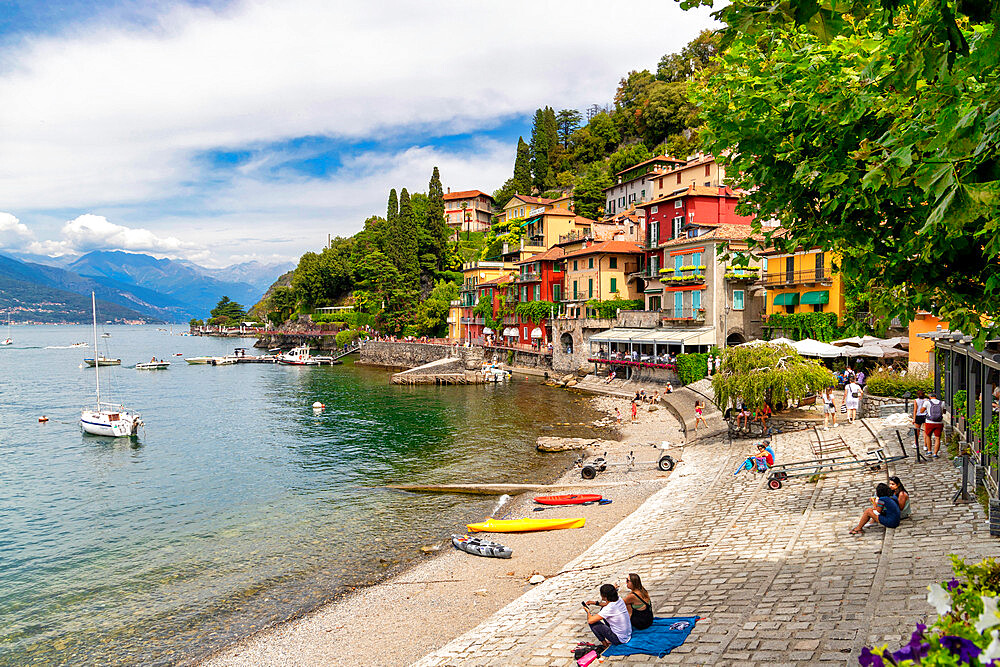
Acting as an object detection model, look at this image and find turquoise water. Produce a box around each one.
[0,326,602,665]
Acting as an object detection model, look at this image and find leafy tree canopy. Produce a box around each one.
[210,296,246,321]
[711,344,833,410]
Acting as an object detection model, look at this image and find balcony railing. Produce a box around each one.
[724,269,760,282]
[517,272,541,282]
[660,308,706,321]
[460,317,485,325]
[761,269,831,287]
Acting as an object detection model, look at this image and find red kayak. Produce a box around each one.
[533,494,603,506]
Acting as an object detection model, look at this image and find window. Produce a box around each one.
[673,216,683,238]
[607,200,614,213]
[573,260,578,271]
[693,290,702,310]
[552,284,561,302]
[705,164,711,176]
[640,189,645,200]
[650,255,659,275]
[812,303,824,312]
[588,278,594,298]
[619,197,625,207]
[609,256,618,269]
[650,221,659,245]
[628,193,635,204]
[785,256,795,282]
[815,252,825,280]
[692,252,701,267]
[674,199,683,209]
[588,258,594,269]
[733,289,745,311]
[676,173,681,184]
[533,284,540,301]
[521,286,527,301]
[573,280,578,299]
[705,181,711,186]
[674,292,683,316]
[674,255,683,271]
[651,205,658,213]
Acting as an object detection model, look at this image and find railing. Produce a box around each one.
[761,269,831,286]
[517,272,541,282]
[661,308,706,321]
[459,317,485,325]
[725,270,760,281]
[588,357,677,371]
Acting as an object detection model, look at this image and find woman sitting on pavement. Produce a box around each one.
[850,482,900,534]
[623,573,654,631]
[583,583,632,650]
[889,476,911,520]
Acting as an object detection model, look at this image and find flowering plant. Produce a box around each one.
[860,557,1000,666]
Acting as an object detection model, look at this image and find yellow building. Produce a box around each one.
[561,240,644,317]
[761,248,847,321]
[521,208,596,250]
[498,194,555,225]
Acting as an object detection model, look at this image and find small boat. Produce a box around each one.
[534,494,603,506]
[101,332,111,338]
[135,360,170,370]
[209,356,238,366]
[84,357,122,367]
[185,356,214,364]
[81,293,142,437]
[466,517,585,533]
[1,310,12,345]
[70,342,89,348]
[278,345,319,365]
[452,535,512,558]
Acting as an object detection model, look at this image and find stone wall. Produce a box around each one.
[860,393,907,419]
[359,341,484,370]
[551,317,616,373]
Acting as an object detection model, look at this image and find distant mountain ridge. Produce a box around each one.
[0,251,291,323]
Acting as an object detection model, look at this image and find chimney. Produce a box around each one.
[447,187,451,193]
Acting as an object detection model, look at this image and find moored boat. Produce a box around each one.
[81,293,142,438]
[84,357,122,367]
[466,517,585,533]
[209,356,238,366]
[135,360,170,370]
[185,356,214,364]
[451,534,513,558]
[278,345,319,365]
[533,494,603,506]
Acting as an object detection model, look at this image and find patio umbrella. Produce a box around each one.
[530,327,543,339]
[793,338,844,358]
[483,327,494,335]
[832,336,865,347]
[846,344,886,358]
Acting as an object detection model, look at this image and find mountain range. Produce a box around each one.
[0,251,293,323]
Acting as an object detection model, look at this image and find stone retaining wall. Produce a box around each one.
[861,393,907,419]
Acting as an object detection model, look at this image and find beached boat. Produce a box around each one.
[466,517,585,533]
[84,357,122,367]
[81,293,142,437]
[135,360,170,370]
[278,345,319,365]
[533,494,603,506]
[451,535,513,558]
[185,356,214,364]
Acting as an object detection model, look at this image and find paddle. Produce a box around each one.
[532,499,612,512]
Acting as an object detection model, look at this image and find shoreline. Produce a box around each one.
[198,389,684,667]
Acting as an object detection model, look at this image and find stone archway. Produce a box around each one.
[560,332,574,354]
[726,331,746,346]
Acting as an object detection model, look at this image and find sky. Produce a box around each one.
[0,0,717,268]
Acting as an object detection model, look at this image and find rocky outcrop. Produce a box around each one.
[536,436,618,452]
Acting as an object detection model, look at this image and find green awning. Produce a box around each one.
[644,288,664,294]
[773,292,799,306]
[800,290,830,305]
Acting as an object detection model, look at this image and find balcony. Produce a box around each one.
[516,271,541,283]
[661,308,707,322]
[460,317,485,325]
[658,269,706,286]
[558,230,593,245]
[762,269,832,287]
[724,268,760,282]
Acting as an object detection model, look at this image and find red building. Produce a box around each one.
[510,246,565,346]
[468,274,516,343]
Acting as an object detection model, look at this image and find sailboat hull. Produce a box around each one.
[80,410,140,437]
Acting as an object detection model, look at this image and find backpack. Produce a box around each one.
[928,399,944,422]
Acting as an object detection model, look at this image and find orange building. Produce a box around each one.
[908,312,948,373]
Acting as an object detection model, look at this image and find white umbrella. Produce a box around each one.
[483,327,494,335]
[530,327,543,339]
[846,344,886,358]
[832,336,865,347]
[792,338,844,358]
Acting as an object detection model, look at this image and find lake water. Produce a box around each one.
[0,325,604,665]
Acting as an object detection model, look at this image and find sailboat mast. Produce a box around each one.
[92,292,100,408]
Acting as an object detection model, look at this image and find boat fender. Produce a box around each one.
[38,416,48,423]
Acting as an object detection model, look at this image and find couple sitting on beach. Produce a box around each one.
[582,574,653,651]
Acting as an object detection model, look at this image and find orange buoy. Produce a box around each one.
[38,416,49,423]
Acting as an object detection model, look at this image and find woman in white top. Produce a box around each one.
[844,378,863,423]
[822,386,838,429]
[912,389,928,451]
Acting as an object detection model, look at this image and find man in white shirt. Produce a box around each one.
[583,584,632,649]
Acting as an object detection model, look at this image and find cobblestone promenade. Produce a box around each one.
[412,418,996,666]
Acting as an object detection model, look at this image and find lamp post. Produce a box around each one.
[723,304,732,349]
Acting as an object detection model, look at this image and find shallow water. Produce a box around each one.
[0,326,603,665]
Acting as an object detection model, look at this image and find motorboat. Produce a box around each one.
[84,357,122,367]
[70,342,89,348]
[278,346,319,365]
[185,356,214,364]
[208,356,238,366]
[1,311,11,345]
[81,293,142,437]
[101,332,111,338]
[135,359,171,370]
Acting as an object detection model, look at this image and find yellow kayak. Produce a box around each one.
[466,517,586,533]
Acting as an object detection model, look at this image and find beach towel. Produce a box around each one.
[601,616,700,658]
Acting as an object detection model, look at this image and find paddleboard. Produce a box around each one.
[533,494,603,506]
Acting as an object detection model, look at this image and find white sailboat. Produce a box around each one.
[81,293,143,437]
[1,311,12,346]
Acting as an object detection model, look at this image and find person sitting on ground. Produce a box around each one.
[850,482,900,534]
[605,370,616,385]
[736,399,750,430]
[622,573,654,631]
[665,382,673,394]
[889,476,911,520]
[583,583,633,649]
[651,390,660,404]
[754,402,773,427]
[755,442,774,467]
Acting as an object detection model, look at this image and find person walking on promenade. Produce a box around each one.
[706,354,714,378]
[844,376,863,423]
[912,389,928,450]
[615,407,622,424]
[694,401,707,433]
[583,584,632,650]
[925,392,945,457]
[822,386,839,429]
[631,400,638,423]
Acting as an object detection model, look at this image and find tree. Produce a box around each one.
[513,137,532,196]
[425,166,449,264]
[569,127,605,165]
[608,143,652,178]
[691,0,1000,339]
[587,113,620,154]
[613,70,655,140]
[656,30,719,83]
[387,188,398,222]
[573,165,613,219]
[641,81,694,146]
[492,178,518,213]
[529,109,551,191]
[556,109,582,149]
[393,188,420,289]
[267,285,297,322]
[210,296,246,321]
[711,344,833,410]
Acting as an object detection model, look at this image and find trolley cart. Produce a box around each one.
[765,446,907,490]
[575,443,678,480]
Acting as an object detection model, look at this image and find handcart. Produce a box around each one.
[575,443,677,480]
[765,445,907,490]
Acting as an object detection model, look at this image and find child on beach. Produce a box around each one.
[693,401,707,433]
[615,407,622,424]
[631,401,638,422]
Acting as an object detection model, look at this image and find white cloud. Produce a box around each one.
[0,212,35,249]
[0,0,717,263]
[24,214,196,257]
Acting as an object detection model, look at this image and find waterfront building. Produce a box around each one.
[521,208,597,251]
[759,247,847,327]
[443,190,494,237]
[498,194,556,225]
[451,260,515,343]
[509,246,564,346]
[466,274,516,343]
[604,155,685,218]
[560,240,644,318]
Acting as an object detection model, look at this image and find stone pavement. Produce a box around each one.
[412,418,996,666]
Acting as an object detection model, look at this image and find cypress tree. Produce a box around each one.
[513,137,531,196]
[396,188,420,288]
[387,188,398,222]
[426,166,448,264]
[529,109,549,192]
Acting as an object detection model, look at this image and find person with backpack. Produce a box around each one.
[844,376,863,423]
[925,391,946,458]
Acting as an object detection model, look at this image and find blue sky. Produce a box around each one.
[0,0,715,267]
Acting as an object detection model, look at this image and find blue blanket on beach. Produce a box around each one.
[601,616,699,658]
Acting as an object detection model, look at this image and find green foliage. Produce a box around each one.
[515,300,556,323]
[573,165,612,220]
[335,328,366,347]
[513,137,532,196]
[481,219,525,260]
[864,370,933,398]
[692,0,1000,341]
[556,109,582,148]
[608,143,651,177]
[189,318,203,327]
[530,107,558,191]
[412,280,459,337]
[472,295,503,333]
[765,312,842,342]
[954,390,969,417]
[311,311,375,328]
[712,344,834,410]
[210,296,245,321]
[676,353,709,385]
[386,189,398,221]
[585,298,643,319]
[656,29,719,83]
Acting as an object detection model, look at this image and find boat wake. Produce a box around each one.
[46,343,90,349]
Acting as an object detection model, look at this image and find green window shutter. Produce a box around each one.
[588,258,594,269]
[588,279,593,298]
[610,278,617,293]
[674,255,682,271]
[734,289,745,310]
[693,290,701,309]
[609,257,617,269]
